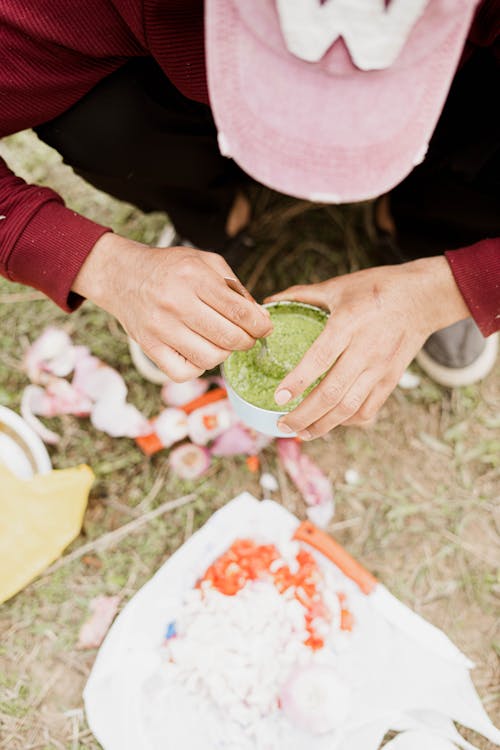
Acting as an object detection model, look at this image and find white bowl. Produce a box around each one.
[222,301,327,437]
[0,405,52,479]
[223,378,295,437]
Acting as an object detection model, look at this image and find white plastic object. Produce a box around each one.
[0,405,52,478]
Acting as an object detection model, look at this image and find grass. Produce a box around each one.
[0,131,499,749]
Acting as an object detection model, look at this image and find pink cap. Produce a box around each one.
[205,0,480,202]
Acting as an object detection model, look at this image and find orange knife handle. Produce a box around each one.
[293,520,377,595]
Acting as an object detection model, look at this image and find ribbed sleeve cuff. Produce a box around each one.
[445,238,500,337]
[7,199,111,312]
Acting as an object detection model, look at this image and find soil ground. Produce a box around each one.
[0,131,498,749]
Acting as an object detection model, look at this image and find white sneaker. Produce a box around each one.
[416,319,498,388]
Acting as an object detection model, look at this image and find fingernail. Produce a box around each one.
[298,430,312,441]
[275,389,292,406]
[278,422,293,434]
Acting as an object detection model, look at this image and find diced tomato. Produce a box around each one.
[197,537,350,651]
[202,414,219,430]
[340,608,354,631]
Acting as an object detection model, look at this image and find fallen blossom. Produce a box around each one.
[169,443,211,479]
[77,595,121,650]
[277,439,334,527]
[24,327,76,383]
[161,378,208,407]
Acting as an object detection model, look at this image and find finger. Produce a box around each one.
[143,342,204,382]
[202,253,258,304]
[294,369,379,440]
[184,299,256,352]
[343,372,401,426]
[273,319,350,407]
[161,324,231,372]
[277,345,366,434]
[199,277,272,339]
[264,282,330,309]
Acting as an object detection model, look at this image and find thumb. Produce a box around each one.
[265,283,329,309]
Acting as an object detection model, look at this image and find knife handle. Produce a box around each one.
[293,520,377,595]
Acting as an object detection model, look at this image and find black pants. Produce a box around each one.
[36,58,246,249]
[35,50,499,258]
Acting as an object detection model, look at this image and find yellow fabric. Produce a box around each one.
[0,464,94,604]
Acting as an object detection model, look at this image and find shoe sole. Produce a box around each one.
[415,332,498,388]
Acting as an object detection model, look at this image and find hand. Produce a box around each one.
[266,257,470,439]
[73,233,272,381]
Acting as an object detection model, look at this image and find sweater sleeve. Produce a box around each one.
[0,157,111,311]
[445,238,500,337]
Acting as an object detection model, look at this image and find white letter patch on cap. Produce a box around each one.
[276,0,430,70]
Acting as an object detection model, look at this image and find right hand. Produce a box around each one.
[72,233,272,381]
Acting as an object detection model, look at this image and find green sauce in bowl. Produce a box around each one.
[224,302,328,412]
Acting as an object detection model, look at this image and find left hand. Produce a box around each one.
[266,257,470,439]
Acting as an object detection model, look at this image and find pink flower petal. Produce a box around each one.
[21,385,60,445]
[154,408,189,447]
[24,327,76,383]
[90,398,150,438]
[169,443,211,479]
[277,438,334,524]
[161,378,208,407]
[77,595,121,650]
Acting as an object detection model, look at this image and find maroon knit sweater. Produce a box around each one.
[0,0,498,335]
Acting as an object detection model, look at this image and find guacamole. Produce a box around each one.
[224,302,328,412]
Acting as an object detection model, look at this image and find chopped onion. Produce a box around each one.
[154,408,189,447]
[90,397,150,438]
[24,327,76,383]
[161,378,208,407]
[279,664,351,734]
[21,385,60,445]
[76,363,127,403]
[45,377,93,417]
[211,423,272,456]
[277,439,334,521]
[187,400,235,445]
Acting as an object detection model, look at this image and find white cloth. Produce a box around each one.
[84,493,500,750]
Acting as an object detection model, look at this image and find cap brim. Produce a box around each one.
[205,1,477,202]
